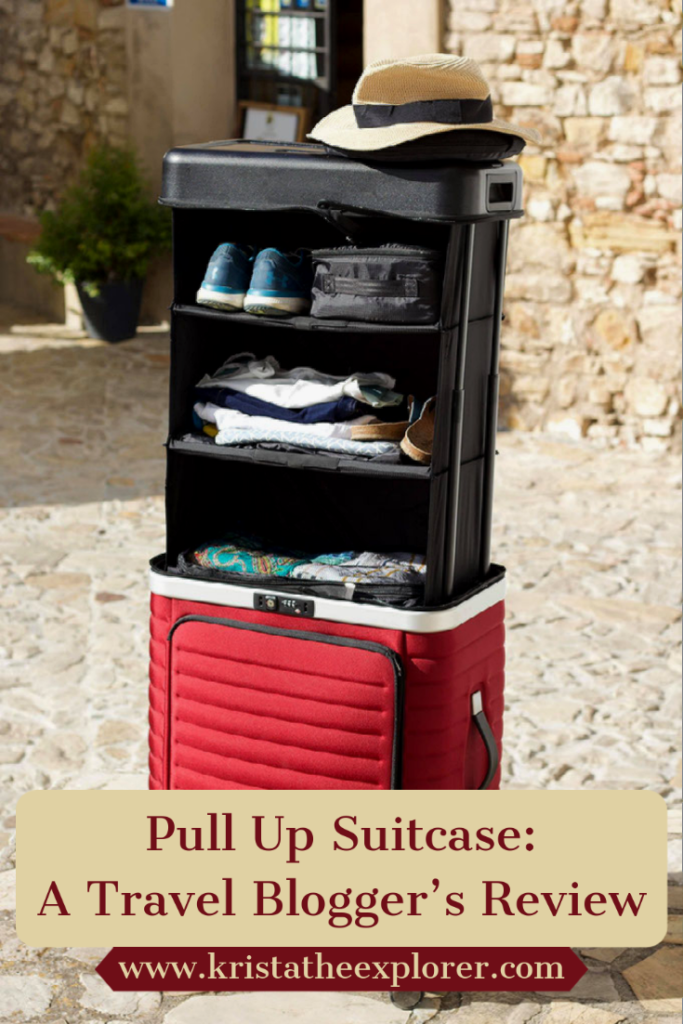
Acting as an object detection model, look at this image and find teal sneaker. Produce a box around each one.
[244,248,313,317]
[196,243,253,311]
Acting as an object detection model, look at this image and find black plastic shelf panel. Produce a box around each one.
[169,434,431,481]
[174,303,440,334]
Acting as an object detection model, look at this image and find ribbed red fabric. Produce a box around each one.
[149,594,505,792]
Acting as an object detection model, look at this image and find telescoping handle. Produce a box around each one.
[471,690,499,791]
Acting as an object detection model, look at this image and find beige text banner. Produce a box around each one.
[17,790,666,948]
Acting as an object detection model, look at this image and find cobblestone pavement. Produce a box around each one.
[0,317,680,1023]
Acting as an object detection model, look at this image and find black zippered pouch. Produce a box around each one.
[310,245,442,325]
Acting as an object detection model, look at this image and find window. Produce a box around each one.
[235,0,362,134]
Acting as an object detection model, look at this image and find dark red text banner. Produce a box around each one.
[97,947,586,993]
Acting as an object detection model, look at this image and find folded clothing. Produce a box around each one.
[194,402,376,439]
[292,551,426,586]
[194,544,303,578]
[193,402,401,458]
[192,533,353,578]
[193,437,404,464]
[196,352,403,409]
[212,424,400,459]
[188,534,425,587]
[195,386,364,424]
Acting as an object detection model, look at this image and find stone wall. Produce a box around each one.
[0,0,128,216]
[447,0,682,449]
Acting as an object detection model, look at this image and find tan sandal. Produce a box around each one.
[400,396,436,464]
[350,395,414,441]
[351,419,408,441]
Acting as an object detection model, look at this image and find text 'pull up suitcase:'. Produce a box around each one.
[149,140,522,793]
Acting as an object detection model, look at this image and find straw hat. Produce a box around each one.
[309,54,541,152]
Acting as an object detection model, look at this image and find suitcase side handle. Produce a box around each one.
[471,690,499,791]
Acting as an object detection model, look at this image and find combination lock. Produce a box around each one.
[254,594,315,618]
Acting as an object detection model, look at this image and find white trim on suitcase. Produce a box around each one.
[149,569,506,634]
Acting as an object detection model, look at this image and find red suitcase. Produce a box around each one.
[148,563,505,792]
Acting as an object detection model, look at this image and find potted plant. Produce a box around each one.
[28,145,171,343]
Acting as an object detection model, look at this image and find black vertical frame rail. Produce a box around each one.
[443,222,476,601]
[425,222,476,606]
[424,221,463,606]
[479,219,510,577]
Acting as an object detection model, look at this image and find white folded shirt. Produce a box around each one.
[196,353,398,409]
[292,551,427,584]
[195,403,375,439]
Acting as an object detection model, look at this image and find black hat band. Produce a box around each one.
[353,96,493,129]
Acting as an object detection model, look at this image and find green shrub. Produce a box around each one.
[28,145,171,295]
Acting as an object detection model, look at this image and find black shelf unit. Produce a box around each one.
[159,140,523,607]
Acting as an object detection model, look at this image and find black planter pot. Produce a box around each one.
[77,279,144,343]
